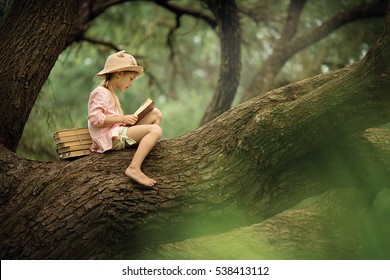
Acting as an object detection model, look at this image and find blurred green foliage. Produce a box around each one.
[362,188,390,259]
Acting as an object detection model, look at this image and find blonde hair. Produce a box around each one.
[100,73,123,115]
[100,71,139,115]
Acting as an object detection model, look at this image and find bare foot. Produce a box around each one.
[125,167,156,187]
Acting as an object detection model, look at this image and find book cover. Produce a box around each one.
[56,144,92,153]
[54,133,92,144]
[134,98,154,122]
[56,138,92,148]
[58,149,92,159]
[53,127,89,138]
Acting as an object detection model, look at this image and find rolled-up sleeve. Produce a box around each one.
[88,91,108,127]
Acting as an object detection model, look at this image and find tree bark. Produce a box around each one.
[200,0,241,124]
[0,0,81,151]
[135,126,390,259]
[1,127,389,259]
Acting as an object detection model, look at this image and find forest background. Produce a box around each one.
[1,0,389,259]
[18,0,385,160]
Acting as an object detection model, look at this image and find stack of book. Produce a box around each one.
[53,127,92,159]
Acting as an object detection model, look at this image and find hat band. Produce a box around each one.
[97,65,143,76]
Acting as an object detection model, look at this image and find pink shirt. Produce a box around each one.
[88,86,123,153]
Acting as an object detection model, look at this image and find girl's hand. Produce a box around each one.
[122,114,138,125]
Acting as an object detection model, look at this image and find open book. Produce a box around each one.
[134,98,154,122]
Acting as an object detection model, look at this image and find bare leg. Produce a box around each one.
[136,108,162,126]
[124,124,162,186]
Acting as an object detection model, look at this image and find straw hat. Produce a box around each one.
[96,50,144,76]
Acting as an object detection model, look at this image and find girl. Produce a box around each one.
[88,50,162,187]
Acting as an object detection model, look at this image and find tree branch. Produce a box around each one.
[279,0,307,40]
[238,2,284,24]
[167,13,181,60]
[79,35,122,51]
[291,2,388,56]
[200,0,241,124]
[153,0,216,28]
[243,1,388,101]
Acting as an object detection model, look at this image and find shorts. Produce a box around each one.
[112,126,137,150]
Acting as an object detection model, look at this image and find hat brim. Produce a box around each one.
[96,65,144,76]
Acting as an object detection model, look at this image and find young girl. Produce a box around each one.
[88,50,162,187]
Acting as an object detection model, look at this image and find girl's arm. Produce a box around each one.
[104,115,138,126]
[88,90,138,127]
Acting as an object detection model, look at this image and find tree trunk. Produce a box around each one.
[0,0,81,152]
[200,0,241,124]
